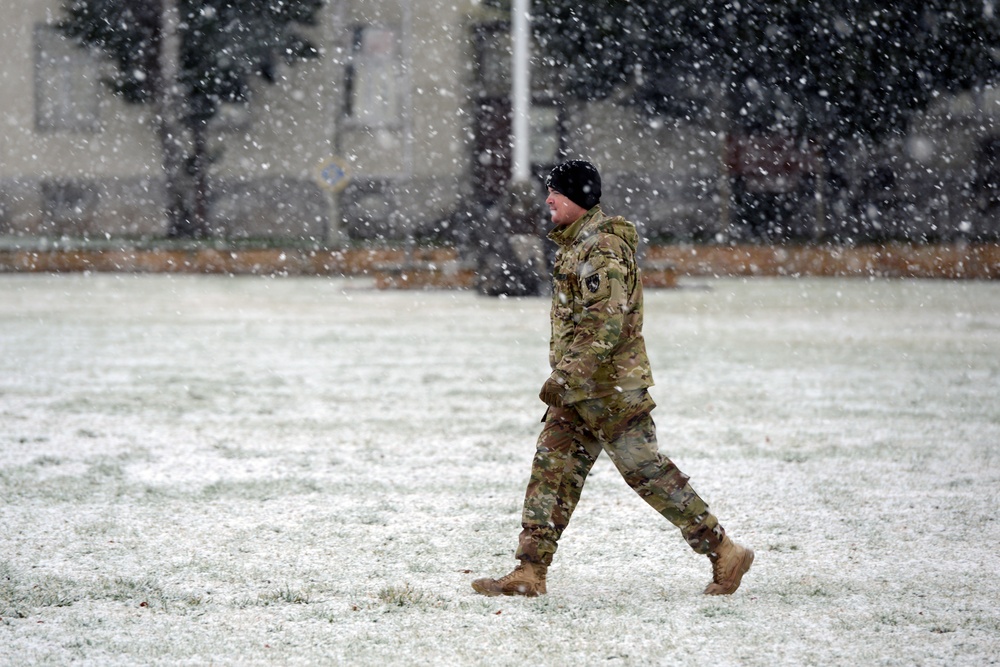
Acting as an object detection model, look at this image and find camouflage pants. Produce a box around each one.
[516,390,724,566]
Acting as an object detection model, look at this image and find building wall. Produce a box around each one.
[1,2,167,237]
[0,0,479,244]
[561,99,724,242]
[336,0,476,241]
[2,0,1000,245]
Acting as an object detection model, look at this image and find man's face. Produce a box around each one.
[546,188,587,227]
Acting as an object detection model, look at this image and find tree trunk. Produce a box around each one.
[191,121,210,237]
[154,0,207,238]
[715,78,734,241]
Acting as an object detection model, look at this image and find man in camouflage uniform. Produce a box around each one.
[472,160,753,597]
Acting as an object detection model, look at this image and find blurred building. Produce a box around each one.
[1,0,518,245]
[2,0,999,246]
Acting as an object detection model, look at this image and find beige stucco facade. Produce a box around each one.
[0,0,490,243]
[3,0,1000,245]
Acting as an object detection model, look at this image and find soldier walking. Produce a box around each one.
[472,160,753,597]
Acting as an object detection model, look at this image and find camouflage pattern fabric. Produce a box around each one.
[545,207,653,405]
[516,391,725,566]
[515,207,724,567]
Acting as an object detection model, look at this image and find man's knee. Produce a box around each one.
[622,458,690,499]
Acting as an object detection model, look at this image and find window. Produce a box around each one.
[346,26,402,127]
[34,25,101,132]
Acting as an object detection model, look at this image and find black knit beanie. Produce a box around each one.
[545,160,601,210]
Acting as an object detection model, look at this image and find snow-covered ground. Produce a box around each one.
[1,273,998,666]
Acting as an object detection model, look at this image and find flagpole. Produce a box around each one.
[511,0,530,183]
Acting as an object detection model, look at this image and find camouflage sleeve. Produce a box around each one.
[554,236,630,401]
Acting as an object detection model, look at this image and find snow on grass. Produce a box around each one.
[1,273,998,666]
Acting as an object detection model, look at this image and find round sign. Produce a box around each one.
[315,157,351,193]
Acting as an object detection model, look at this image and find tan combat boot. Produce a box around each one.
[471,561,547,597]
[704,536,754,595]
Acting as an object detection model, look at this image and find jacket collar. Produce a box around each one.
[547,206,602,248]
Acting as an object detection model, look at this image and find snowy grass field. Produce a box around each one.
[1,273,999,666]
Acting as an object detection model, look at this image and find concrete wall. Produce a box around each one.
[0,2,168,237]
[3,0,1000,245]
[562,99,724,242]
[0,0,479,244]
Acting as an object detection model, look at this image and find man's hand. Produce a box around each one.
[539,373,568,407]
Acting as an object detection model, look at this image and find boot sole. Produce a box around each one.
[471,580,543,597]
[471,580,500,596]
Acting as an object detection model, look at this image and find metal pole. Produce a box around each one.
[511,0,530,183]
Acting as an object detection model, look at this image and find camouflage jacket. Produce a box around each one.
[547,206,653,404]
